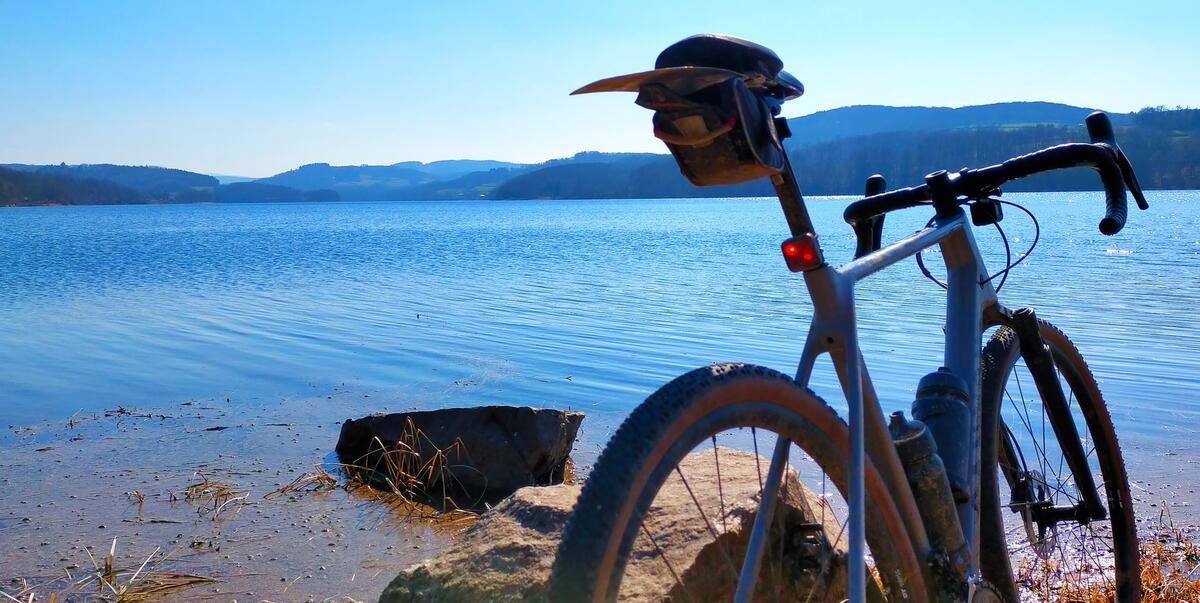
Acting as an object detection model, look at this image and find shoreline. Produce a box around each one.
[5,188,1200,209]
[1,393,465,601]
[4,392,1198,600]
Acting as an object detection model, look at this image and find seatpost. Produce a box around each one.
[770,151,818,239]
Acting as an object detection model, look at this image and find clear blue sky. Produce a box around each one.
[1,0,1197,176]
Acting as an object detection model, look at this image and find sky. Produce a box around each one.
[1,0,1198,176]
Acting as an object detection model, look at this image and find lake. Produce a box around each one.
[2,193,1199,468]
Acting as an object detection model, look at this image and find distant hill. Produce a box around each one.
[253,153,661,201]
[256,162,433,200]
[489,106,1199,199]
[784,101,1133,149]
[4,102,1194,206]
[0,166,148,205]
[215,182,339,203]
[2,163,218,201]
[394,167,528,200]
[253,161,523,201]
[391,159,527,180]
[209,174,259,184]
[1,164,339,206]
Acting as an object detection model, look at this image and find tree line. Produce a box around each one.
[492,108,1200,199]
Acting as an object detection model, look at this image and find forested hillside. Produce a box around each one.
[788,107,1199,193]
[492,107,1199,199]
[785,101,1132,147]
[0,165,339,206]
[5,104,1194,206]
[0,167,148,205]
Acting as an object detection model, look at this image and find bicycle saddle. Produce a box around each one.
[656,34,803,101]
[572,34,802,187]
[573,33,803,102]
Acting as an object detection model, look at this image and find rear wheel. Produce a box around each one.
[548,363,928,602]
[979,322,1139,602]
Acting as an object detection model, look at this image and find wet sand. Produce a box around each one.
[2,387,1196,601]
[0,390,466,601]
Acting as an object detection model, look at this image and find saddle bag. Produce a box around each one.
[636,77,786,186]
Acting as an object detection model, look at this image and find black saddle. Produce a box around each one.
[655,34,803,101]
[573,34,803,187]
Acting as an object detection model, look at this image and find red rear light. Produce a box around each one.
[781,234,823,272]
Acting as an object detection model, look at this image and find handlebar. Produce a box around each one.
[844,112,1148,240]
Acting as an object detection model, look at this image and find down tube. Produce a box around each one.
[940,223,989,574]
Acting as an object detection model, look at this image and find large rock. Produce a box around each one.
[380,448,848,602]
[336,406,584,502]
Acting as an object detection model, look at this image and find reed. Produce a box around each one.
[0,540,214,602]
[1020,503,1200,602]
[182,470,247,521]
[269,418,482,529]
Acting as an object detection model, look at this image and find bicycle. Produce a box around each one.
[547,34,1149,603]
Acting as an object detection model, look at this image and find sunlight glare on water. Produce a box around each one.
[1,193,1198,468]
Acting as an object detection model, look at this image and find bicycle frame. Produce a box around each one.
[741,164,1004,603]
[571,42,1142,602]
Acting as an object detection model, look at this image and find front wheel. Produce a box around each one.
[548,363,929,602]
[979,322,1140,602]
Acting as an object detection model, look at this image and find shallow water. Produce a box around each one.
[2,194,1198,468]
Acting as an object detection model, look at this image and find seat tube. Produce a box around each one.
[797,266,868,603]
[842,311,867,603]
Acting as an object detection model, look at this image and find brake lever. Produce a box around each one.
[1086,112,1149,210]
[1114,148,1150,210]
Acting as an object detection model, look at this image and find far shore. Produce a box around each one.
[5,187,1199,210]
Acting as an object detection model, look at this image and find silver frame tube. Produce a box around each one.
[789,210,997,601]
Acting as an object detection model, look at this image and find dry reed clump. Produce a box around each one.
[270,417,480,529]
[1025,504,1200,602]
[0,539,214,603]
[182,470,247,520]
[265,463,339,498]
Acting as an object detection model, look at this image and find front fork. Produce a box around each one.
[1000,307,1107,522]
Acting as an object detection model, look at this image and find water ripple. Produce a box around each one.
[1,194,1197,465]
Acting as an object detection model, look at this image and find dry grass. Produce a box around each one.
[269,418,482,530]
[0,539,214,602]
[265,463,339,498]
[182,470,247,520]
[1023,504,1200,602]
[337,422,482,530]
[340,416,481,510]
[356,418,474,499]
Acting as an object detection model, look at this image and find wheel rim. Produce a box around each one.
[601,401,919,602]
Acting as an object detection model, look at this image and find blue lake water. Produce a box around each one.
[2,194,1199,467]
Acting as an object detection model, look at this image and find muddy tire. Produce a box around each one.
[980,322,1139,602]
[547,363,928,602]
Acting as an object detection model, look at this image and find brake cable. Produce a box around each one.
[982,199,1040,293]
[914,198,1040,293]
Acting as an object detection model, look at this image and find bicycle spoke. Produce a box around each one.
[1056,445,1067,490]
[1007,385,1050,469]
[674,466,740,581]
[1015,366,1053,483]
[713,436,728,535]
[640,521,695,603]
[802,499,844,603]
[751,427,764,492]
[995,339,1131,602]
